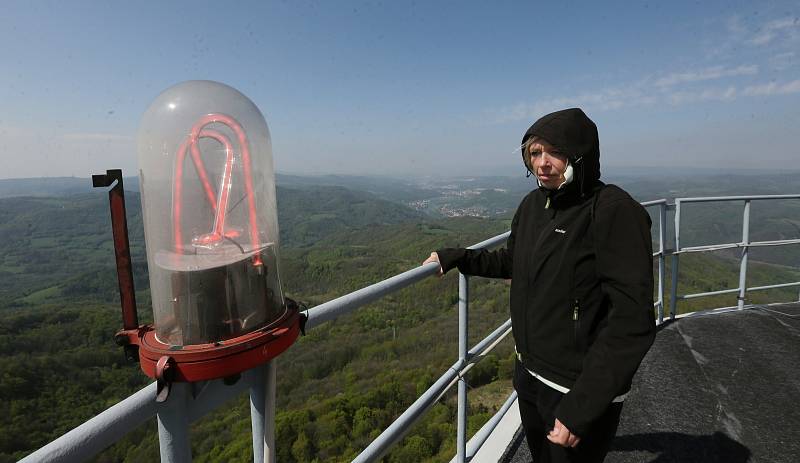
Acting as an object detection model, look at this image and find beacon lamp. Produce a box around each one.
[94,81,300,401]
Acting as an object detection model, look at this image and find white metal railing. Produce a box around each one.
[19,194,800,463]
[641,199,669,323]
[669,194,800,316]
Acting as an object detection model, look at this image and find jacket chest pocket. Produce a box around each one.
[567,236,590,352]
[572,298,585,352]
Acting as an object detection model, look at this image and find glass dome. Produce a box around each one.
[138,80,284,346]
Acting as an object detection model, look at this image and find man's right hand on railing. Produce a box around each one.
[422,252,444,277]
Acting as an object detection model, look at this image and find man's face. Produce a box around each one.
[528,138,568,189]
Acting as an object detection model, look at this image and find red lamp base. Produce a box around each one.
[117,299,301,385]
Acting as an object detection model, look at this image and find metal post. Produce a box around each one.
[248,364,266,463]
[658,203,667,324]
[457,273,469,463]
[157,382,193,463]
[738,200,751,310]
[264,360,277,463]
[670,201,681,319]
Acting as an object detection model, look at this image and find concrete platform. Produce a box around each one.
[497,302,800,463]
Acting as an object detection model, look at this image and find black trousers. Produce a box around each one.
[515,361,622,463]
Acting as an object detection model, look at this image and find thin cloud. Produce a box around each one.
[742,79,800,96]
[0,125,39,137]
[485,12,799,125]
[769,51,797,71]
[486,86,653,125]
[709,14,799,61]
[62,132,133,141]
[750,17,799,46]
[654,65,758,87]
[489,75,799,123]
[668,86,737,105]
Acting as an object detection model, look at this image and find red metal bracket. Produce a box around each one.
[93,169,140,361]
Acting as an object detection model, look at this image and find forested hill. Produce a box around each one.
[0,177,96,198]
[0,193,147,309]
[0,184,515,462]
[277,186,425,247]
[0,185,423,309]
[2,178,799,462]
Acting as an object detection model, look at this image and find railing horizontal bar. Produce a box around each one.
[354,318,512,462]
[679,288,740,300]
[679,238,800,254]
[467,231,511,250]
[19,383,158,463]
[464,391,518,461]
[20,374,251,463]
[749,239,800,247]
[677,300,800,318]
[305,264,437,330]
[466,319,512,362]
[677,194,800,203]
[306,233,510,331]
[353,361,461,463]
[641,199,669,206]
[748,281,800,292]
[679,242,740,253]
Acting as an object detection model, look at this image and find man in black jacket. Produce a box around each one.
[423,108,655,462]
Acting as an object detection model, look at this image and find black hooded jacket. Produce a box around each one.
[437,108,655,436]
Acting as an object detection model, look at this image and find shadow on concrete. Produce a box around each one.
[500,428,531,462]
[610,431,751,463]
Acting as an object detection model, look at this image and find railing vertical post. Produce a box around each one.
[457,273,469,463]
[658,203,667,324]
[248,364,267,463]
[248,361,276,463]
[738,200,751,310]
[264,360,277,463]
[670,201,681,319]
[157,382,193,463]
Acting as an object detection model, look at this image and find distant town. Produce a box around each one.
[405,184,513,218]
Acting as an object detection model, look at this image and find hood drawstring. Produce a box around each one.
[572,156,584,198]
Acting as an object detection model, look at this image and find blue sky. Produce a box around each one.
[1,0,798,178]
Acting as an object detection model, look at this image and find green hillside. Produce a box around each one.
[1,180,799,463]
[277,186,426,247]
[0,189,515,463]
[0,177,97,198]
[0,185,423,309]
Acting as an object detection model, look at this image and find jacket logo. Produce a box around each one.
[555,228,566,234]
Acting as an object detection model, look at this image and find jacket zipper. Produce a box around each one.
[524,195,557,351]
[573,298,580,348]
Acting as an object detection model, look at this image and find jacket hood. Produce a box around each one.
[521,108,601,195]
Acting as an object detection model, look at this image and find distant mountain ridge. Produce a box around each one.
[0,177,109,198]
[0,184,424,309]
[0,174,420,200]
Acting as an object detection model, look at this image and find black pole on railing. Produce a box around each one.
[92,169,139,361]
